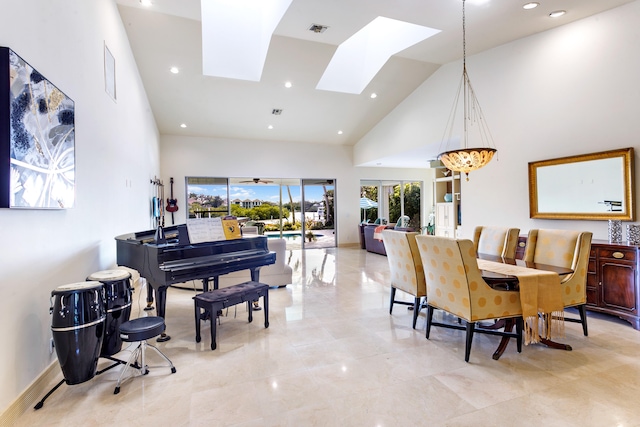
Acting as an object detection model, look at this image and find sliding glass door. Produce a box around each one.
[186,177,229,220]
[360,180,422,229]
[185,177,336,249]
[301,179,336,249]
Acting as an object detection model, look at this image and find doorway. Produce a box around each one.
[301,179,336,249]
[185,177,336,249]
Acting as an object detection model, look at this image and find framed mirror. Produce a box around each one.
[528,147,635,220]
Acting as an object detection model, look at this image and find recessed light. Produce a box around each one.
[523,2,539,10]
[140,0,152,6]
[170,67,179,74]
[180,123,187,128]
[337,130,343,135]
[549,10,566,18]
[268,125,273,129]
[370,93,377,99]
[284,81,292,88]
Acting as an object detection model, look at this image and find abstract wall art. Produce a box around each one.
[0,47,75,209]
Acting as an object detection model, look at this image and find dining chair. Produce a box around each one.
[523,229,593,336]
[472,226,520,259]
[415,235,523,362]
[381,229,427,328]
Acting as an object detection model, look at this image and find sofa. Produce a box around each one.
[363,224,393,255]
[363,224,416,256]
[217,237,293,288]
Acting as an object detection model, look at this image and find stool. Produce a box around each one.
[194,281,269,350]
[113,316,176,394]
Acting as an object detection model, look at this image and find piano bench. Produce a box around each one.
[193,281,269,350]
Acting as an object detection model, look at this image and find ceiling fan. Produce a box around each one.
[239,178,274,184]
[306,179,334,185]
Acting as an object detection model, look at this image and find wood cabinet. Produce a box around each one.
[517,236,640,330]
[587,241,640,330]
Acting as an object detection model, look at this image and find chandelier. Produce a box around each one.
[437,0,497,181]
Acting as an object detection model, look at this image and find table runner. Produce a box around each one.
[477,259,564,345]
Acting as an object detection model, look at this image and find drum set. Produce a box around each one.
[35,269,133,409]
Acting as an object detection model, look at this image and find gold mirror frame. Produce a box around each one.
[528,147,635,220]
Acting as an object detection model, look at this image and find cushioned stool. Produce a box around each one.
[194,281,269,350]
[113,316,176,394]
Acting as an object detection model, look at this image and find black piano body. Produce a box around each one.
[115,225,276,323]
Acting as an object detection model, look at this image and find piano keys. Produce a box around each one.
[115,225,276,339]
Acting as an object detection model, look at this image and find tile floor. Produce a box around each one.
[14,247,640,426]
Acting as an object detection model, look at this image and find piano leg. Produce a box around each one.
[144,282,154,311]
[250,268,262,311]
[202,277,219,292]
[154,285,171,342]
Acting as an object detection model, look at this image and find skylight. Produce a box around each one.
[201,0,292,81]
[316,17,440,94]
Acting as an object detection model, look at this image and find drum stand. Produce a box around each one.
[95,355,129,375]
[34,379,65,410]
[34,355,141,410]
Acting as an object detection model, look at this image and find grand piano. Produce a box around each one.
[115,225,276,339]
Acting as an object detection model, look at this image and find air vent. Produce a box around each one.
[308,24,328,34]
[272,109,283,115]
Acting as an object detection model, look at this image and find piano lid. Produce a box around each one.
[115,225,269,250]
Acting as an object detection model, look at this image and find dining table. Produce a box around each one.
[476,253,574,360]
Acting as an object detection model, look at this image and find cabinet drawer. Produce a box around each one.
[597,247,637,262]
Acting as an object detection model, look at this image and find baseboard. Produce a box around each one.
[338,242,360,248]
[0,361,59,426]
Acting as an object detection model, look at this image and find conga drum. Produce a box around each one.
[86,269,133,356]
[50,282,105,385]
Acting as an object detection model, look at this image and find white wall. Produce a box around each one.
[160,135,430,245]
[0,0,160,414]
[5,0,638,415]
[356,1,640,241]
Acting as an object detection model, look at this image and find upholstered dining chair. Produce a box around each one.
[473,226,520,259]
[523,229,593,336]
[415,235,524,362]
[381,229,427,329]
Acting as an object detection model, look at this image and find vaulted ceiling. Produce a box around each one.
[116,0,633,167]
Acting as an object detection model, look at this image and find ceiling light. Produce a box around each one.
[170,67,179,74]
[180,123,187,128]
[284,81,292,88]
[338,130,343,135]
[437,0,497,180]
[268,125,273,129]
[370,93,377,99]
[523,2,539,10]
[140,0,152,6]
[549,10,566,18]
[316,17,440,94]
[201,0,293,81]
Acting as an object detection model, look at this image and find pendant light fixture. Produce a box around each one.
[437,0,497,181]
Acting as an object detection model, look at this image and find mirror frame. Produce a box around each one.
[528,147,635,221]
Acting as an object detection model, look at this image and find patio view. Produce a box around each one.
[186,177,335,249]
[360,180,422,230]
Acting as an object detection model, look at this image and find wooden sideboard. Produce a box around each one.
[516,236,640,330]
